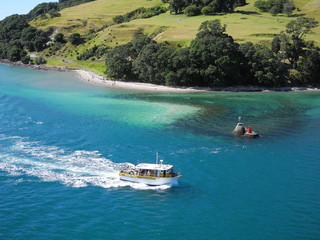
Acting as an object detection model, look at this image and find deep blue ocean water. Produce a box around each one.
[0,63,319,240]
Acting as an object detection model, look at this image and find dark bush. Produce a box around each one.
[21,55,31,64]
[68,33,82,45]
[201,6,215,15]
[184,5,200,16]
[34,56,47,65]
[112,6,167,24]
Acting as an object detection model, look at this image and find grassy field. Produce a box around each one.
[109,11,290,45]
[32,0,320,74]
[30,0,165,34]
[103,0,320,46]
[45,58,106,75]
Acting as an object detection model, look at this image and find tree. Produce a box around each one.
[0,14,48,61]
[0,15,29,42]
[33,36,47,51]
[283,0,295,16]
[34,56,47,65]
[54,33,65,43]
[68,33,82,45]
[254,0,295,15]
[201,6,215,15]
[20,49,28,58]
[196,20,227,38]
[21,55,31,64]
[169,0,241,15]
[105,35,154,80]
[163,47,201,87]
[285,17,318,39]
[254,0,272,12]
[236,0,246,6]
[104,37,151,81]
[188,20,245,87]
[170,0,186,14]
[113,15,125,24]
[25,2,59,21]
[239,42,287,86]
[184,5,200,16]
[298,49,320,86]
[105,44,135,80]
[223,0,237,12]
[21,27,37,41]
[7,47,21,61]
[280,17,319,69]
[58,0,95,10]
[271,36,281,54]
[269,5,281,15]
[132,42,174,84]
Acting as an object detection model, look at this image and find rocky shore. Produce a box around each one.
[0,59,75,73]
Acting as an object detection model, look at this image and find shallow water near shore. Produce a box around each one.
[1,64,320,240]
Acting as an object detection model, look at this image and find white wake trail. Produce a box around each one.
[0,135,171,190]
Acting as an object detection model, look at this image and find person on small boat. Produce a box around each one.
[244,125,260,138]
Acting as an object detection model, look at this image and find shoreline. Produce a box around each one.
[0,59,76,73]
[1,59,320,93]
[73,69,210,93]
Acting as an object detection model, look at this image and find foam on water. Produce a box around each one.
[0,134,171,190]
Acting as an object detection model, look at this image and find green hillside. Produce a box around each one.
[27,0,320,74]
[30,0,166,35]
[95,0,320,46]
[31,0,320,45]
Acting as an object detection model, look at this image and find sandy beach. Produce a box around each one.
[73,69,209,93]
[73,69,320,93]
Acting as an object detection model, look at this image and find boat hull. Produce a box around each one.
[244,132,260,138]
[119,174,180,186]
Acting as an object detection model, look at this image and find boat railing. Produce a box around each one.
[121,167,180,178]
[137,172,179,178]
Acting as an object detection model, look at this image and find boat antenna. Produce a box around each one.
[156,152,159,164]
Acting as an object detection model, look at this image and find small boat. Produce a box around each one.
[119,156,181,186]
[244,131,260,138]
[232,117,260,138]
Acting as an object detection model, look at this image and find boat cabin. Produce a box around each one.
[135,163,174,177]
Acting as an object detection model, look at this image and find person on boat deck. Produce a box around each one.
[247,126,252,133]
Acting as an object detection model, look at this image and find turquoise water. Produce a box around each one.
[0,64,319,240]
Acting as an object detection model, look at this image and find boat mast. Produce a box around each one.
[156,152,159,164]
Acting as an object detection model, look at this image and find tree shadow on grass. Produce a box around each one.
[288,13,306,17]
[235,10,261,15]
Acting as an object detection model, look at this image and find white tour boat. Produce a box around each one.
[119,157,181,186]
